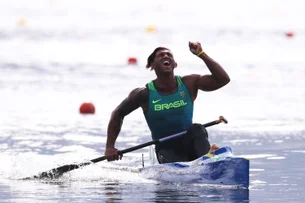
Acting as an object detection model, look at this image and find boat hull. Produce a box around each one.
[141,146,249,188]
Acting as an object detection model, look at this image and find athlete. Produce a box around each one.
[105,41,230,163]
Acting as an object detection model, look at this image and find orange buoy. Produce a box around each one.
[285,31,294,38]
[128,57,138,65]
[17,18,26,27]
[79,102,95,114]
[146,25,157,33]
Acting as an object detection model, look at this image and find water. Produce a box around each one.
[1,0,305,202]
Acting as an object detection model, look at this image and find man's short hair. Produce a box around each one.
[146,47,169,70]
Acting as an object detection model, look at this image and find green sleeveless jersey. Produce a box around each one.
[144,76,194,140]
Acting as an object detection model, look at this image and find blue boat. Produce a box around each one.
[140,146,250,188]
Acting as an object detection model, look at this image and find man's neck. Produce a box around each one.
[154,74,177,93]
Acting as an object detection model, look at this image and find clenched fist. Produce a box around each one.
[105,147,123,161]
[189,41,203,56]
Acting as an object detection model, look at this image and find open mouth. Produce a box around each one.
[162,60,170,66]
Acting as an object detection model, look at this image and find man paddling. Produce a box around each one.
[105,41,230,164]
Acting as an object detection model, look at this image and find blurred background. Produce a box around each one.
[1,0,304,132]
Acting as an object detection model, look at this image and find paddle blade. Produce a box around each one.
[23,163,87,180]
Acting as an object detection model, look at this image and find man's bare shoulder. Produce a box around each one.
[115,87,148,116]
[181,74,201,85]
[127,86,149,105]
[181,74,201,81]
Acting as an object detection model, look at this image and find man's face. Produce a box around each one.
[152,49,177,74]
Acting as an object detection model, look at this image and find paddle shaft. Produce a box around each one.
[25,116,226,179]
[91,119,222,163]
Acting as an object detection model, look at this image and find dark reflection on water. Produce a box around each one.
[151,184,249,203]
[104,182,123,203]
[102,182,249,203]
[11,179,248,202]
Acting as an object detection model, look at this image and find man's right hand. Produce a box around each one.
[104,147,122,161]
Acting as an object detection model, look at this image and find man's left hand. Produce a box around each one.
[189,41,203,56]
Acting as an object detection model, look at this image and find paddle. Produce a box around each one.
[23,116,227,180]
